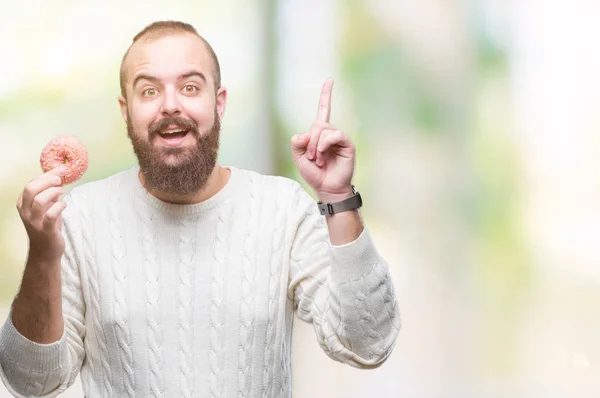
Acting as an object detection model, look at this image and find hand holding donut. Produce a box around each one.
[16,136,88,261]
[291,78,356,202]
[17,167,68,261]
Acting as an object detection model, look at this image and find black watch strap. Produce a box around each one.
[317,186,363,216]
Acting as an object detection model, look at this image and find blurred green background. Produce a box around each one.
[2,0,600,397]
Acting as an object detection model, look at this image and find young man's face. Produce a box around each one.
[119,33,227,195]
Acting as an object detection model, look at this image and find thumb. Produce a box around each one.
[291,132,309,158]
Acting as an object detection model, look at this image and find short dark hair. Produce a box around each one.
[119,20,221,98]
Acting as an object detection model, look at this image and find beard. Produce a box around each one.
[127,108,220,197]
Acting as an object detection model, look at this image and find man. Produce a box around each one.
[0,21,400,397]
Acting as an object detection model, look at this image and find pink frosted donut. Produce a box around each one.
[40,135,88,185]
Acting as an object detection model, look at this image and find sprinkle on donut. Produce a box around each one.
[40,135,88,185]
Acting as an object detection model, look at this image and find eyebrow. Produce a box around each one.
[132,71,207,88]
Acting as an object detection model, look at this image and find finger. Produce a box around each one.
[30,186,64,221]
[316,78,334,123]
[16,192,23,212]
[318,130,351,153]
[21,167,67,210]
[315,129,334,167]
[42,200,67,232]
[291,132,310,158]
[307,121,329,161]
[316,130,353,166]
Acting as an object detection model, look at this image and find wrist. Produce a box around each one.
[27,248,62,268]
[316,186,355,203]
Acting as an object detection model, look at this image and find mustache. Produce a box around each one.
[148,116,198,138]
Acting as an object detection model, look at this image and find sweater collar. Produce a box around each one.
[130,164,245,216]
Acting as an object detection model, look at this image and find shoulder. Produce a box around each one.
[62,166,136,214]
[231,166,313,200]
[230,166,317,217]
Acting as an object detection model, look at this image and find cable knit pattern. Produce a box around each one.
[375,263,402,334]
[209,203,232,398]
[60,205,86,389]
[80,190,113,397]
[109,177,136,397]
[177,216,197,398]
[262,179,287,398]
[237,174,259,398]
[349,287,382,362]
[138,203,164,397]
[0,165,400,398]
[279,331,289,398]
[280,306,293,398]
[27,372,48,396]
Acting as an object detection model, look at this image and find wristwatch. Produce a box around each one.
[317,185,363,216]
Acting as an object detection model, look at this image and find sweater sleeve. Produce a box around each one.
[0,193,86,397]
[287,185,401,368]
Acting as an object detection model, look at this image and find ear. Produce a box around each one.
[118,95,128,123]
[215,86,227,120]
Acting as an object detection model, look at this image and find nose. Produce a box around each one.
[160,87,182,116]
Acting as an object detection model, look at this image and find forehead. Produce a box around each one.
[124,33,213,83]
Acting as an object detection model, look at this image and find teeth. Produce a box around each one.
[162,129,186,135]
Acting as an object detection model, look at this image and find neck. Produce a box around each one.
[138,165,230,205]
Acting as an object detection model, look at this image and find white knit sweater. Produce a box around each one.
[0,165,400,398]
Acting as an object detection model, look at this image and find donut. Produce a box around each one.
[40,135,88,185]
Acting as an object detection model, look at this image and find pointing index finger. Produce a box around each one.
[316,78,334,123]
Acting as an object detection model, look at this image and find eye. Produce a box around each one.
[143,88,158,97]
[183,85,198,94]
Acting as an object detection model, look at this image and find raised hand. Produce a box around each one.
[291,78,356,202]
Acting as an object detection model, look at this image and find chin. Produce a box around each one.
[160,154,193,168]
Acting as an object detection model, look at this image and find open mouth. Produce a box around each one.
[159,128,188,139]
[157,127,190,146]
